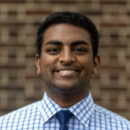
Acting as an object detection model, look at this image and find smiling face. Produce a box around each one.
[36,23,100,96]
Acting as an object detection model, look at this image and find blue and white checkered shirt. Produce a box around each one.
[0,92,130,130]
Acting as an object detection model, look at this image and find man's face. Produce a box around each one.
[36,23,99,94]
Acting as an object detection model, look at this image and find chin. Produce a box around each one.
[50,82,80,94]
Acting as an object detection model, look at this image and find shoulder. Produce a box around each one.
[0,101,41,130]
[92,104,130,130]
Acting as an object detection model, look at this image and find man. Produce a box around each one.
[0,12,130,130]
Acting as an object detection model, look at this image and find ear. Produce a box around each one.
[35,54,41,74]
[92,55,100,76]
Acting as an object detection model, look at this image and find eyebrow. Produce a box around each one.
[45,40,62,45]
[45,40,89,46]
[71,40,89,46]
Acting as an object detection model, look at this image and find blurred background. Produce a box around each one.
[0,0,130,120]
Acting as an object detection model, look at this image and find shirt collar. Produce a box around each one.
[69,92,94,128]
[39,92,62,124]
[39,92,94,128]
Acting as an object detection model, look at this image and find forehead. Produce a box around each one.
[43,23,91,45]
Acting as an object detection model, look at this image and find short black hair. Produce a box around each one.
[36,11,99,58]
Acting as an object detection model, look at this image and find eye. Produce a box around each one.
[47,48,60,55]
[73,48,87,54]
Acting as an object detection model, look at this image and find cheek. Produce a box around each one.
[77,56,92,66]
[41,54,53,67]
[77,56,93,72]
[40,55,57,74]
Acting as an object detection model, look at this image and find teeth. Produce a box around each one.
[59,70,75,74]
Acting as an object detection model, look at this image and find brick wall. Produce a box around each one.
[0,0,130,120]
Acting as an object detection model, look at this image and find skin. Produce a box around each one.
[36,23,100,108]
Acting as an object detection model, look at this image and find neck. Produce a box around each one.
[45,86,89,108]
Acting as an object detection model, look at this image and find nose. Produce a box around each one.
[59,48,75,65]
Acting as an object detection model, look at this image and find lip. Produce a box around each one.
[54,68,81,77]
[55,67,81,72]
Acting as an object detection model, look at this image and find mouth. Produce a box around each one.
[54,69,80,76]
[58,70,79,74]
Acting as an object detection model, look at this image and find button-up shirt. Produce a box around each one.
[0,92,130,130]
